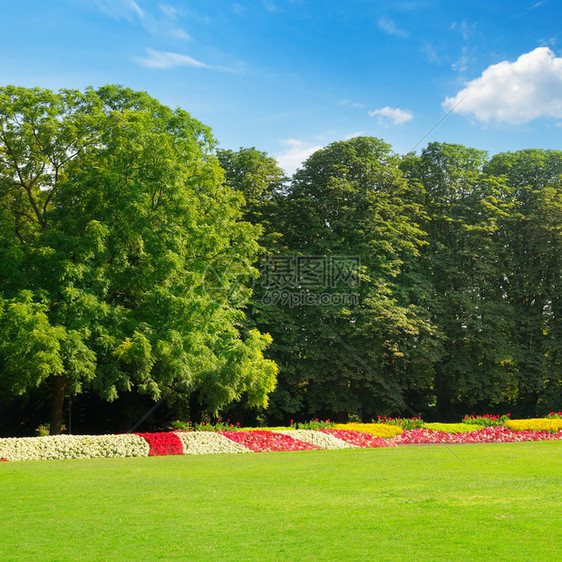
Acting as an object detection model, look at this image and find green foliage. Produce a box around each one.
[262,137,434,422]
[0,85,277,432]
[485,150,562,412]
[401,143,520,417]
[2,86,562,433]
[170,419,242,431]
[217,146,287,226]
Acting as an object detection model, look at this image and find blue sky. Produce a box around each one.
[2,0,562,173]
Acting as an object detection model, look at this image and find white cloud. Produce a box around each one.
[368,106,414,125]
[378,18,408,38]
[450,20,475,42]
[93,0,190,40]
[136,48,235,72]
[159,4,177,18]
[443,47,562,124]
[274,139,324,175]
[421,42,440,64]
[93,0,144,21]
[452,46,476,73]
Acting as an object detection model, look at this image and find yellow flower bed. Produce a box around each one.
[505,418,562,433]
[423,423,485,433]
[333,423,404,438]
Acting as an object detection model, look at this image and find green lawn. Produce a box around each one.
[1,442,560,561]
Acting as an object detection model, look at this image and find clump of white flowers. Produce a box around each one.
[176,432,251,455]
[0,434,150,461]
[276,429,357,449]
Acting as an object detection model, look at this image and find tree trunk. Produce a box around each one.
[50,376,67,435]
[188,389,204,423]
[434,368,453,421]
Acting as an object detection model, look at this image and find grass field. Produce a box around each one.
[1,442,560,560]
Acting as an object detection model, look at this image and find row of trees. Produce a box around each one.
[220,139,562,423]
[0,86,560,434]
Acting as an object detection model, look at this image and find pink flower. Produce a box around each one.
[220,431,319,452]
[320,429,391,448]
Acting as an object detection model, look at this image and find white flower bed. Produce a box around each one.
[0,434,149,462]
[176,431,251,455]
[276,429,357,449]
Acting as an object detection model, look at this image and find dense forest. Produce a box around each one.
[1,87,561,435]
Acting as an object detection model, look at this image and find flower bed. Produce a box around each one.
[333,423,404,438]
[1,420,561,462]
[422,423,485,434]
[176,431,250,455]
[134,432,184,456]
[219,430,320,452]
[0,434,150,461]
[320,429,393,448]
[505,418,562,433]
[276,429,357,449]
[389,426,562,445]
[462,414,511,427]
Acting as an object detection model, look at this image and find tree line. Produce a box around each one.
[0,86,560,435]
[219,139,562,424]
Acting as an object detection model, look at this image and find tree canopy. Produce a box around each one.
[224,140,562,423]
[0,85,276,434]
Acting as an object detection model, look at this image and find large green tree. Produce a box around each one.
[485,149,562,414]
[262,137,435,421]
[217,147,287,227]
[401,143,517,418]
[215,147,292,423]
[0,85,276,434]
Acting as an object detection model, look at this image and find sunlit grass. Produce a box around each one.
[1,442,560,560]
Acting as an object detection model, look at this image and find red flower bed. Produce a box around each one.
[219,431,319,452]
[320,429,391,448]
[134,432,184,456]
[0,458,8,462]
[389,427,562,445]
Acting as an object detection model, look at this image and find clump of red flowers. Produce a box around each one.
[377,416,424,430]
[135,432,184,456]
[462,413,511,427]
[289,419,334,430]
